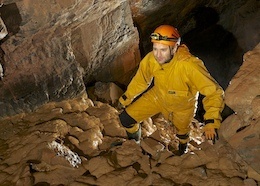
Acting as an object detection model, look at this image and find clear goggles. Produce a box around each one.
[150,32,178,42]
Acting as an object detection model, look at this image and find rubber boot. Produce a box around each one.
[126,125,141,144]
[178,142,187,155]
[174,133,189,156]
[110,126,141,147]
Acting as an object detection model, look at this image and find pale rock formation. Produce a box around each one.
[0,44,259,185]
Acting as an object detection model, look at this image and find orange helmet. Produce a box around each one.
[150,25,180,46]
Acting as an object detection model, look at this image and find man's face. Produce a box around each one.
[152,42,174,65]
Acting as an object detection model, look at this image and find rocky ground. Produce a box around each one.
[0,44,259,186]
[0,95,254,186]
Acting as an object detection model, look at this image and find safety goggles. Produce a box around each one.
[150,33,179,42]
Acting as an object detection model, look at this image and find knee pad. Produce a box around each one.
[119,110,137,128]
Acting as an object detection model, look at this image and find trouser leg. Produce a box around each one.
[119,110,141,142]
[162,109,194,155]
[119,91,160,142]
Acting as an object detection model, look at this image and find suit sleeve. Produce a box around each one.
[119,53,153,107]
[187,58,224,129]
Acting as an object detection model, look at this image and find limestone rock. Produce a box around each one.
[0,86,259,185]
[111,140,143,168]
[219,113,244,140]
[85,156,115,178]
[140,138,165,159]
[225,43,260,123]
[228,120,260,174]
[92,82,124,106]
[0,0,140,117]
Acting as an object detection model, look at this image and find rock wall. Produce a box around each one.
[221,43,260,177]
[0,0,140,117]
[130,0,259,54]
[225,43,260,123]
[0,0,259,118]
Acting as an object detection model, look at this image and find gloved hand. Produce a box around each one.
[116,101,125,111]
[203,128,219,144]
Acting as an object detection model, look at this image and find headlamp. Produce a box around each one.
[150,33,179,42]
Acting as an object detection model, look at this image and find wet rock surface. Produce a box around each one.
[0,96,257,186]
[0,0,140,117]
[0,44,259,185]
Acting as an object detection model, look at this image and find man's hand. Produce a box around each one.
[116,101,125,111]
[203,128,219,144]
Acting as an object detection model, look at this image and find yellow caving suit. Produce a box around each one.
[119,44,224,135]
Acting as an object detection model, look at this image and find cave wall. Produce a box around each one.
[0,0,140,117]
[0,0,259,118]
[130,0,259,54]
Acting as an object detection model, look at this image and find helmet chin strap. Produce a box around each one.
[165,39,180,63]
[173,37,181,54]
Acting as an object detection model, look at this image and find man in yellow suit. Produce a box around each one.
[118,25,224,155]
